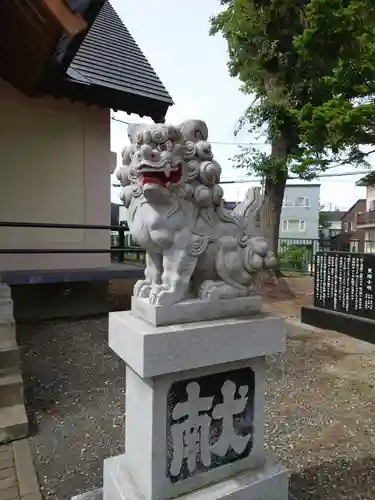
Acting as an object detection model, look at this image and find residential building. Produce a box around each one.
[320,211,346,232]
[0,0,173,319]
[355,174,375,252]
[333,199,367,251]
[279,184,320,239]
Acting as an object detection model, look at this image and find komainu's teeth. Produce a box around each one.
[164,165,171,178]
[166,182,171,188]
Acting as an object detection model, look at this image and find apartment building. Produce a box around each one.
[279,184,320,239]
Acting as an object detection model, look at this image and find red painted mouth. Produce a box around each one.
[140,165,182,187]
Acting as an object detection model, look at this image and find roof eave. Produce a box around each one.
[356,173,375,187]
[42,78,172,121]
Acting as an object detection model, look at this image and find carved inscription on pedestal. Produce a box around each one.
[166,368,255,483]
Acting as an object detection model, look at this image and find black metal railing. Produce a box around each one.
[314,251,375,320]
[1,222,375,274]
[0,221,146,263]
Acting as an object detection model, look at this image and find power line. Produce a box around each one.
[110,116,264,147]
[219,169,370,184]
[111,169,369,189]
[111,116,375,167]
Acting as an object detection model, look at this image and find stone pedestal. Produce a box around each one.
[0,284,28,443]
[102,298,289,500]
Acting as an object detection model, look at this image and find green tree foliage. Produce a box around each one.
[210,0,375,253]
[318,211,331,229]
[295,0,375,155]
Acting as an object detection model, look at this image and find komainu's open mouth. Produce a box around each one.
[140,164,182,187]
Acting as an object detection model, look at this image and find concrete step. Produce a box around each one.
[0,299,14,323]
[0,320,16,344]
[0,404,28,443]
[0,284,11,300]
[0,344,20,373]
[0,371,24,407]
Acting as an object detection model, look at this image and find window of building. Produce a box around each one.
[282,219,306,232]
[295,197,310,207]
[283,219,302,232]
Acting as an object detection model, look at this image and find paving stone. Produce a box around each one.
[0,476,16,490]
[0,449,11,461]
[0,469,16,481]
[12,441,38,497]
[0,486,18,500]
[21,493,42,500]
[0,459,13,472]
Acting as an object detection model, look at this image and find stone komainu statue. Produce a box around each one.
[115,119,276,306]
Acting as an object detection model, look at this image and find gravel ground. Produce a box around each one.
[18,317,125,500]
[18,308,375,500]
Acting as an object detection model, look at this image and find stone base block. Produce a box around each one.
[301,305,375,345]
[131,295,262,327]
[74,491,298,500]
[11,281,109,322]
[72,490,103,500]
[103,454,289,500]
[109,311,285,378]
[0,404,28,442]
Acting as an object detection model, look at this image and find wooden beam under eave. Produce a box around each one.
[41,0,88,37]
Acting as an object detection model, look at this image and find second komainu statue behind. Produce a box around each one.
[115,119,276,306]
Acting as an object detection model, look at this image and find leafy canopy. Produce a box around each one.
[210,0,375,180]
[295,0,375,155]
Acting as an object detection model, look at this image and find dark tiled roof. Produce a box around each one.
[68,1,173,104]
[45,1,173,120]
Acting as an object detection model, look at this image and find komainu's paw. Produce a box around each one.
[133,279,152,298]
[149,285,182,306]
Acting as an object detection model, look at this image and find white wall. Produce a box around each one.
[0,79,111,271]
[280,185,320,239]
[366,186,375,211]
[329,221,342,231]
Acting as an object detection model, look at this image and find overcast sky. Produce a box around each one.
[110,0,368,209]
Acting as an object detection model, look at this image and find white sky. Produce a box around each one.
[109,0,368,209]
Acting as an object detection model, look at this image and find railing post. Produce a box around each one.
[118,227,125,263]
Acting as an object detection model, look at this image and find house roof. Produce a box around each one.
[342,199,366,217]
[44,1,173,121]
[320,211,346,222]
[356,172,375,187]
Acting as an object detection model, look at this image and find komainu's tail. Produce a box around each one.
[230,187,264,237]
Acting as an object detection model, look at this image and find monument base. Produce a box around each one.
[71,310,291,500]
[131,295,262,327]
[73,490,298,500]
[103,454,289,500]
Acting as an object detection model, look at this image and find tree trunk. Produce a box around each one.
[260,134,289,255]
